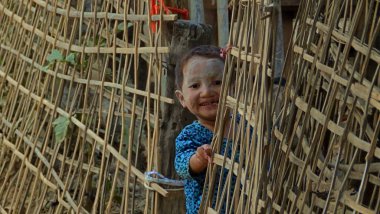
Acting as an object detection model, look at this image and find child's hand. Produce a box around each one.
[189,144,212,174]
[196,144,212,164]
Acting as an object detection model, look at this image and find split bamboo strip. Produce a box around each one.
[0,44,174,104]
[0,3,170,54]
[30,0,177,21]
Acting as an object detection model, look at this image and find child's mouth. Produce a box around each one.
[200,101,218,106]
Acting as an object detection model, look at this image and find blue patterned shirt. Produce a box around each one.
[175,121,212,214]
[175,120,238,214]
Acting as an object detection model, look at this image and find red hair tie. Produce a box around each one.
[220,45,232,59]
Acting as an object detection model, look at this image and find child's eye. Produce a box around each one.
[189,83,199,89]
[214,80,222,85]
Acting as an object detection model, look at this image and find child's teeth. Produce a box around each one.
[201,101,218,106]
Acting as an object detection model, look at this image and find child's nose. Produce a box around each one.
[200,85,213,97]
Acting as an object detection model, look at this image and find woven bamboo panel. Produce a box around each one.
[204,0,380,213]
[201,0,280,212]
[0,0,175,213]
[1,0,379,213]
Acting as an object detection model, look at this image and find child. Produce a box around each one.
[174,45,226,214]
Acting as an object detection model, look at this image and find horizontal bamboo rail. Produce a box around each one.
[30,0,178,21]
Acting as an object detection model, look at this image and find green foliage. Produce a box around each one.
[52,115,71,144]
[99,38,107,47]
[42,65,50,72]
[117,22,133,32]
[65,53,77,65]
[46,49,64,63]
[43,50,78,72]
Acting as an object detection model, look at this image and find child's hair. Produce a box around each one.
[175,45,225,89]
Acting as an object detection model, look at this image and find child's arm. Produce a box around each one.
[175,128,212,180]
[189,144,212,174]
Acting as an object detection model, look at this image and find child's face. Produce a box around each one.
[175,56,224,127]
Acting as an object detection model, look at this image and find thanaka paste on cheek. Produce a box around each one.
[179,57,224,131]
[182,57,224,88]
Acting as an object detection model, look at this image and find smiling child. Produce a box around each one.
[174,45,226,214]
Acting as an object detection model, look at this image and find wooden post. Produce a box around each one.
[281,0,299,79]
[273,0,284,80]
[217,0,229,47]
[156,20,212,214]
[189,0,205,23]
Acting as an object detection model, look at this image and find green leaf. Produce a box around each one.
[100,38,107,47]
[46,49,64,63]
[42,65,50,72]
[52,115,70,144]
[117,22,124,31]
[117,22,133,32]
[65,53,77,65]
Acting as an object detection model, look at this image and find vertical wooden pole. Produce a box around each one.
[189,0,205,23]
[217,0,229,47]
[273,1,284,80]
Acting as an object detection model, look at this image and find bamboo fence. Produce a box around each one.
[0,0,177,213]
[1,0,380,213]
[203,0,380,213]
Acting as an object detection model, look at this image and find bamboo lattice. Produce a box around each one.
[1,0,380,213]
[203,0,380,213]
[0,0,177,213]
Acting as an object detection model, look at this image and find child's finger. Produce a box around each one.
[196,147,209,162]
[204,147,212,157]
[206,155,211,163]
[201,145,212,157]
[200,145,212,163]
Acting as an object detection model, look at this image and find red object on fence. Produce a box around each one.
[150,0,189,32]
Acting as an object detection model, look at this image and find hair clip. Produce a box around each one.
[220,45,232,59]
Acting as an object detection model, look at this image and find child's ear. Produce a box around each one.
[175,90,186,108]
